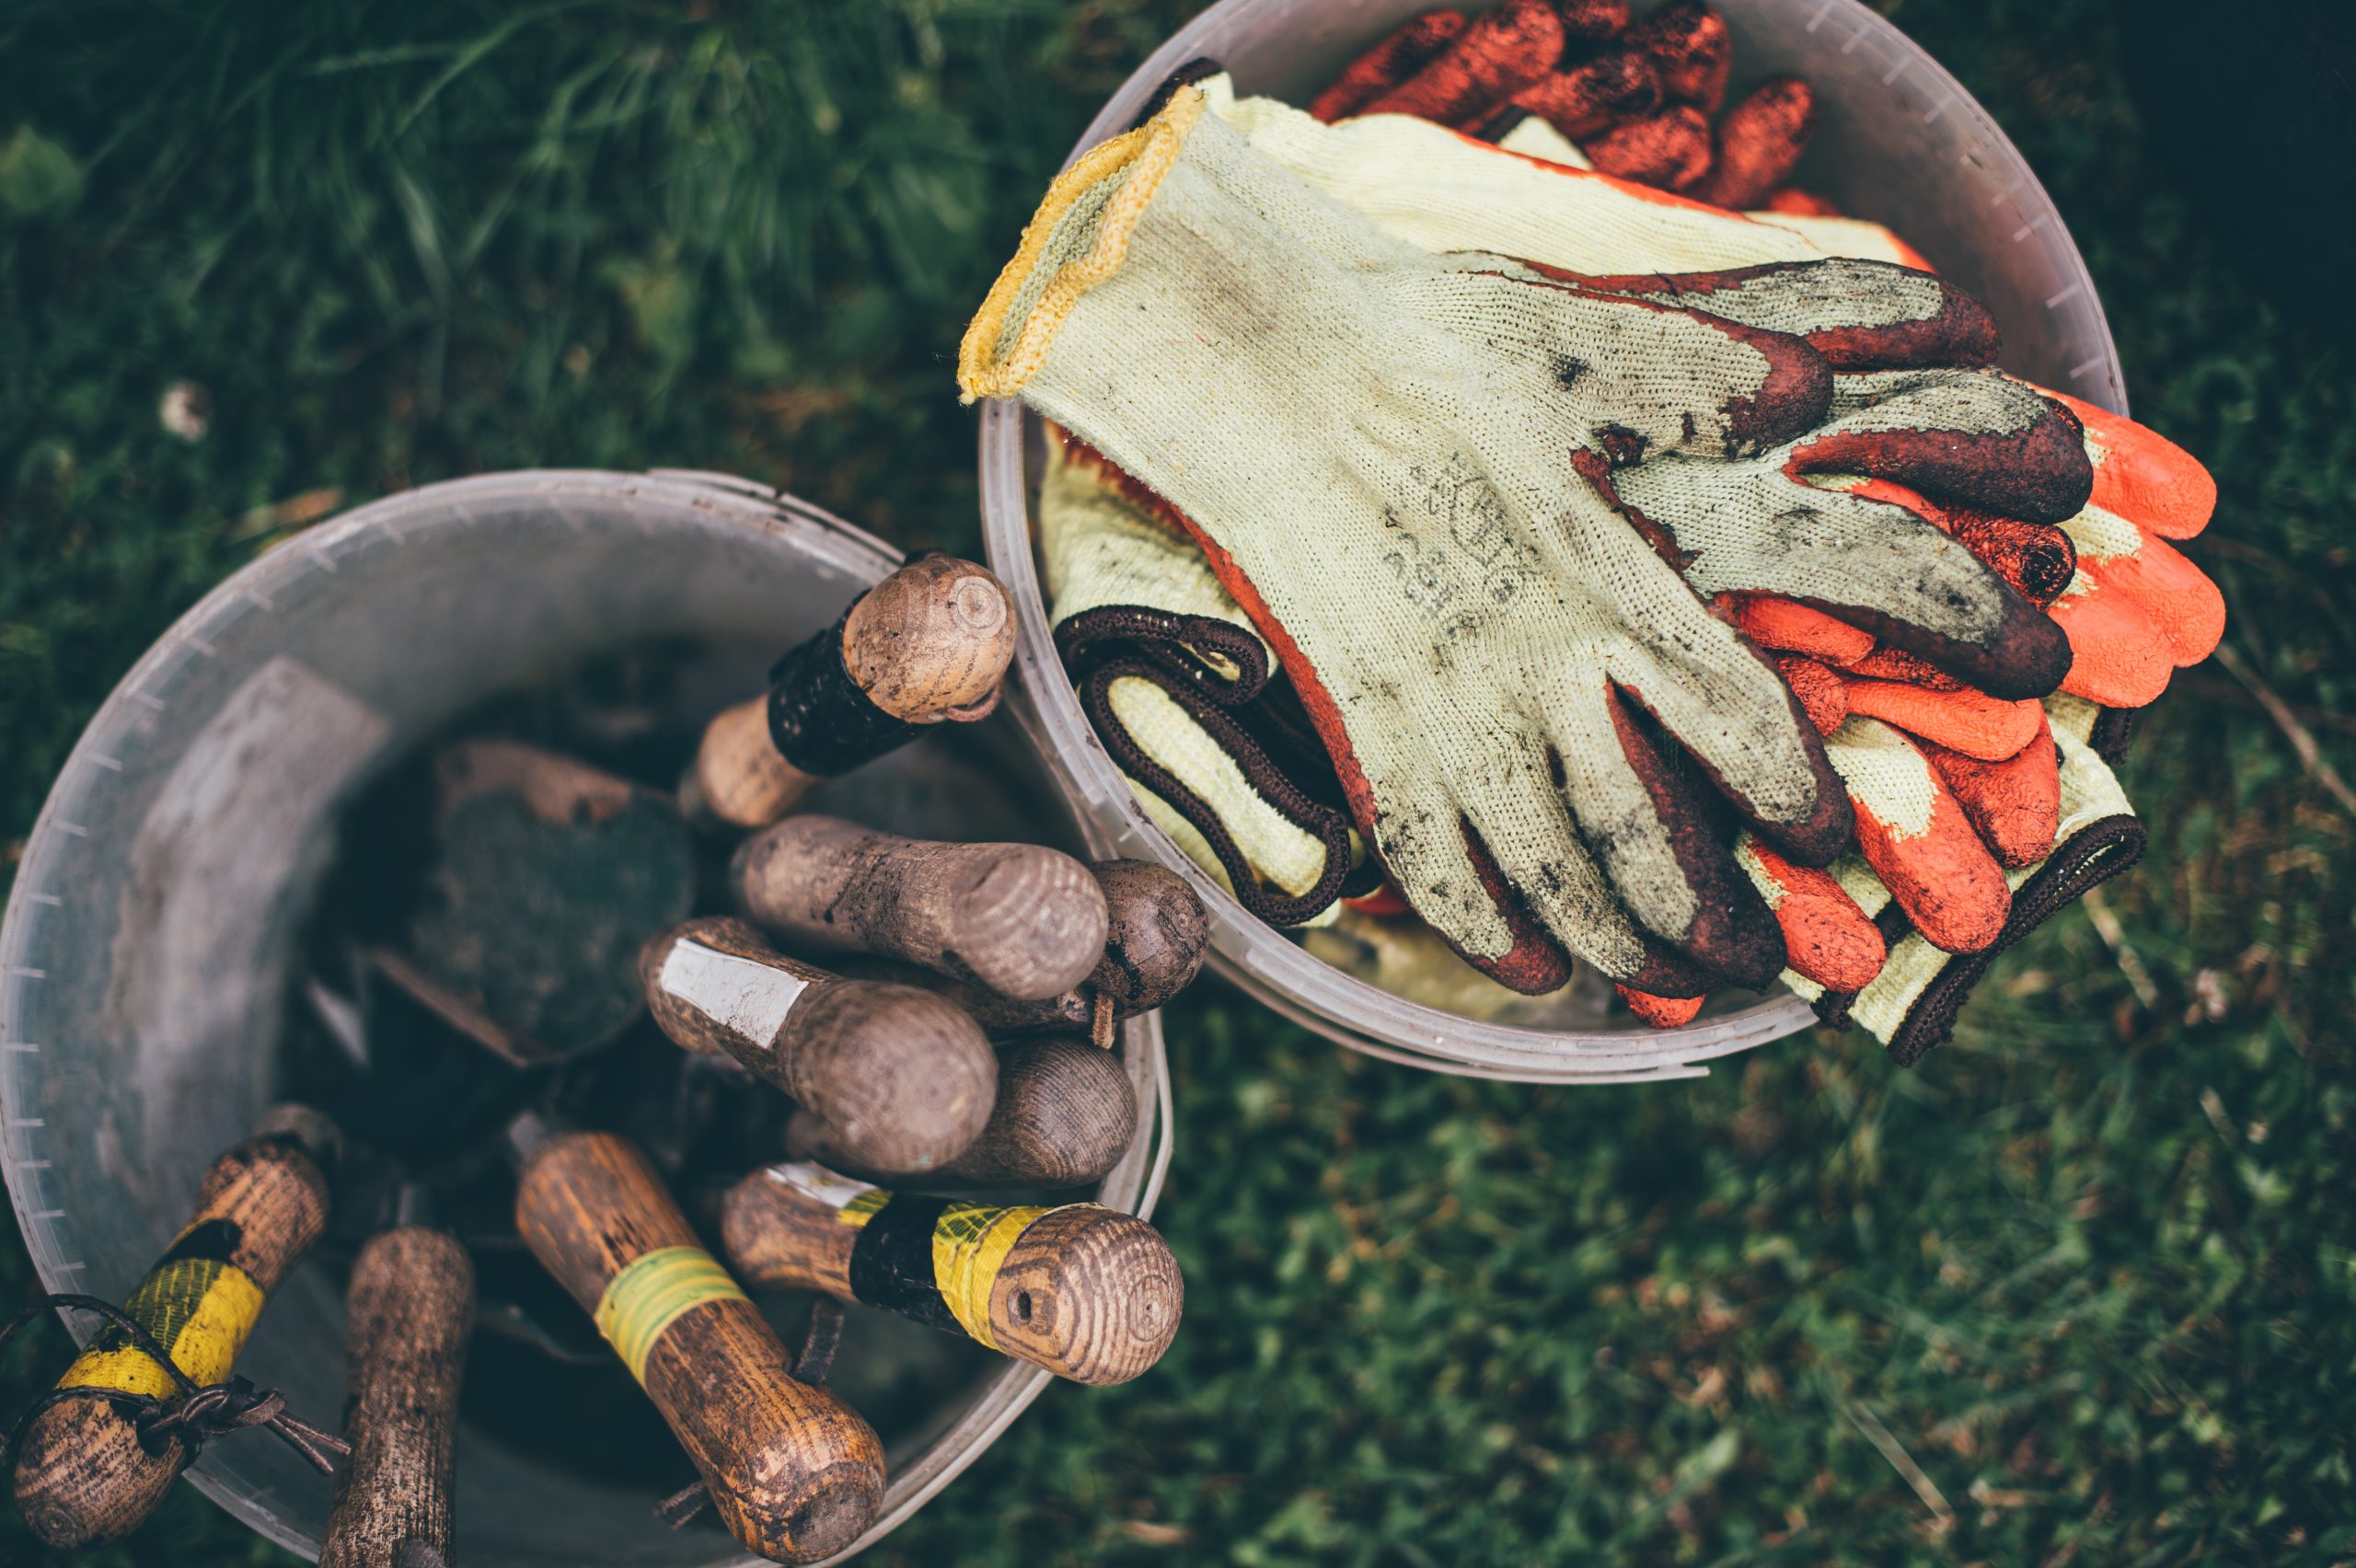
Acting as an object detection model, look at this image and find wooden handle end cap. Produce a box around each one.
[994,1206,1184,1387]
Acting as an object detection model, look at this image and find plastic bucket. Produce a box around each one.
[978,0,2128,1083]
[0,470,1172,1565]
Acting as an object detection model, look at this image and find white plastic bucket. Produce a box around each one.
[978,0,2128,1083]
[0,470,1172,1565]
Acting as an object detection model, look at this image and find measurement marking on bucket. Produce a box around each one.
[23,892,61,906]
[189,636,218,657]
[2071,355,2106,380]
[54,822,88,837]
[2047,283,2083,310]
[3,967,46,981]
[4,1043,40,1053]
[29,1209,64,1221]
[13,1160,52,1172]
[6,1119,45,1129]
[1881,59,1905,85]
[246,587,276,612]
[130,691,167,710]
[308,547,339,575]
[1807,0,1834,30]
[87,754,123,772]
[1922,101,1947,125]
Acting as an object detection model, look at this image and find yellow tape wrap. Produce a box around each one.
[56,1258,265,1401]
[931,1204,1057,1351]
[594,1246,749,1385]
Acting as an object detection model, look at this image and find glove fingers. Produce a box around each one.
[1830,476,2083,609]
[2044,388,2217,539]
[1464,787,1720,997]
[1308,11,1470,122]
[1550,686,1794,989]
[1727,593,1877,664]
[1519,281,1832,457]
[1948,513,2080,608]
[1923,719,2062,870]
[1569,258,1997,369]
[2049,578,2180,708]
[1646,473,2073,698]
[1835,674,2046,761]
[1600,603,1855,865]
[2062,507,2226,667]
[1735,836,1888,992]
[1617,986,1706,1026]
[1826,717,2012,953]
[1799,371,2094,524]
[1773,653,1852,736]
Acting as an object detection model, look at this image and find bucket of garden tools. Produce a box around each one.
[0,469,1172,1565]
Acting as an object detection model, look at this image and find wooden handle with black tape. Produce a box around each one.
[788,1036,1136,1189]
[640,916,996,1174]
[732,817,1109,1002]
[839,859,1208,1038]
[318,1225,474,1568]
[719,1162,1182,1387]
[11,1110,336,1550]
[682,555,1015,832]
[516,1132,884,1564]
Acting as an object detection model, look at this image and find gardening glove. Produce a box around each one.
[1208,78,2222,686]
[1040,426,1366,925]
[1784,695,2144,1065]
[962,85,1882,997]
[1638,694,2135,1043]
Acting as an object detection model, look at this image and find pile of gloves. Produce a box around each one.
[958,34,2222,1065]
[1312,0,1817,209]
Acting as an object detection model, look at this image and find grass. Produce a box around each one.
[3,0,2351,1563]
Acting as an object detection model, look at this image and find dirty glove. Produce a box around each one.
[1209,79,2219,691]
[1785,696,2144,1065]
[962,85,1865,995]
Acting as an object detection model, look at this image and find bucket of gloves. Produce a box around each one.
[975,0,2222,1081]
[0,471,1172,1564]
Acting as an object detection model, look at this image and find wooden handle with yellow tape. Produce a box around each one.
[11,1111,335,1549]
[516,1131,884,1564]
[719,1161,1182,1387]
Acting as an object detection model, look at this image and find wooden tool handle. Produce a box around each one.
[790,1037,1135,1188]
[832,860,1207,1039]
[516,1133,884,1564]
[720,1163,1182,1386]
[1085,860,1209,1012]
[681,556,1014,833]
[733,816,1108,1001]
[319,1227,474,1568]
[640,917,996,1174]
[839,554,1013,720]
[13,1118,334,1549]
[680,695,822,834]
